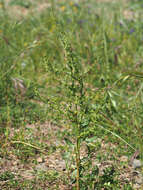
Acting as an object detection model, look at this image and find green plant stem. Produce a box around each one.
[76,137,80,190]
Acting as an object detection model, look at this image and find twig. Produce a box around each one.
[11,141,47,154]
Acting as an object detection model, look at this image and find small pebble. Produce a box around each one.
[37,157,43,163]
[132,159,142,169]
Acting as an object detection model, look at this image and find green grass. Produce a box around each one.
[0,0,143,189]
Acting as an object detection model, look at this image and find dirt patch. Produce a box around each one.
[0,120,143,189]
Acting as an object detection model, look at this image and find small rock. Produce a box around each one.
[132,159,142,169]
[37,157,43,163]
[120,156,128,162]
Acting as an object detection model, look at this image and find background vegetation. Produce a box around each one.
[0,0,143,189]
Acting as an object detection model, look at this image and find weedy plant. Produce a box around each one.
[42,27,141,189]
[42,31,93,189]
[59,32,90,189]
[43,31,128,189]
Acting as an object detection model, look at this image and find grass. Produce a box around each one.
[0,0,143,189]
